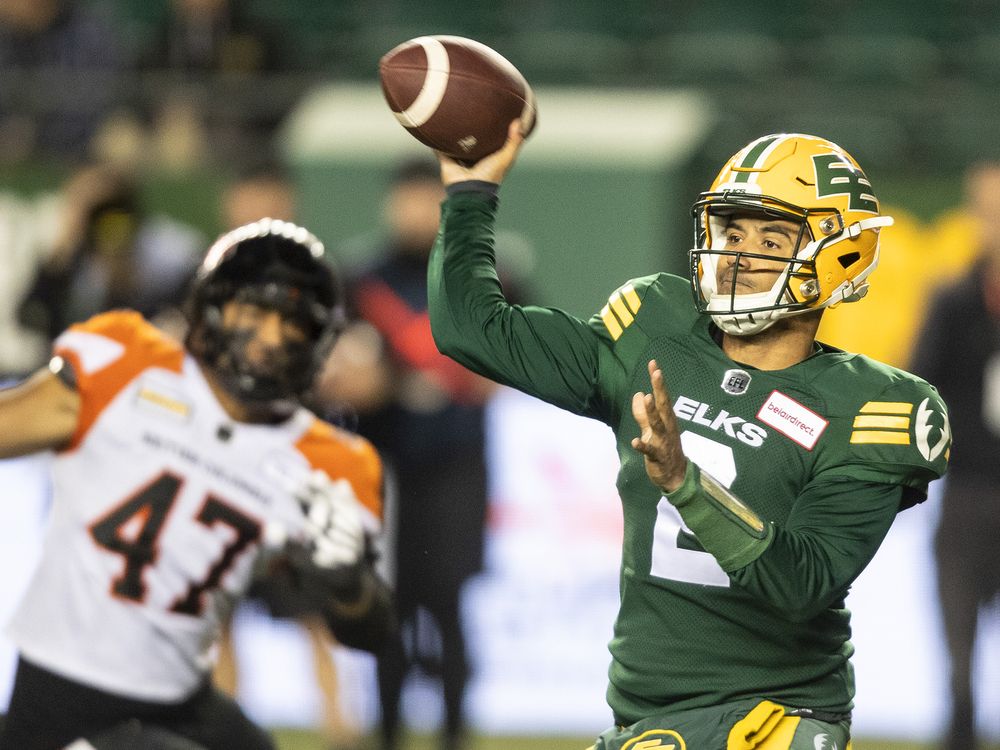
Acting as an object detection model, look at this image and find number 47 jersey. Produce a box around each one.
[6,311,383,702]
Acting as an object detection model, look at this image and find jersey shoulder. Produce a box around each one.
[54,311,186,450]
[295,416,384,523]
[813,352,951,492]
[55,310,185,379]
[590,272,699,343]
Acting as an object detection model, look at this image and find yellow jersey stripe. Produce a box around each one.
[853,415,911,430]
[138,388,190,416]
[600,304,623,340]
[621,284,641,315]
[609,294,635,326]
[859,401,913,415]
[850,431,911,445]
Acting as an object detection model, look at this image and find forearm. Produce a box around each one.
[428,187,508,373]
[428,189,604,416]
[667,464,900,621]
[0,366,79,458]
[665,462,773,572]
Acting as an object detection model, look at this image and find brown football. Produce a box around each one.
[379,35,537,164]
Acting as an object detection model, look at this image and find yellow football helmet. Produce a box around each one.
[690,133,894,335]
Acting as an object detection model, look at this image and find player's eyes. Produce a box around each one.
[281,322,308,343]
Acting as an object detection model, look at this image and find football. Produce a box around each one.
[379,35,537,164]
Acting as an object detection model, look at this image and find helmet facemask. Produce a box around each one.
[691,194,833,335]
[198,285,335,406]
[185,219,344,410]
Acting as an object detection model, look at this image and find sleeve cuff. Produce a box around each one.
[446,180,499,198]
[666,461,773,572]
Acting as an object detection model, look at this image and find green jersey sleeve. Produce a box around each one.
[664,459,904,622]
[429,190,616,421]
[814,364,952,504]
[728,475,903,621]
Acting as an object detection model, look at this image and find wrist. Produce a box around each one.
[662,460,700,504]
[445,180,499,197]
[327,567,374,618]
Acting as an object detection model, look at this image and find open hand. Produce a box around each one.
[631,359,688,493]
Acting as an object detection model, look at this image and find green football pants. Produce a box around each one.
[586,699,851,750]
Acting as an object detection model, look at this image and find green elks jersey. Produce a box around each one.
[428,191,951,723]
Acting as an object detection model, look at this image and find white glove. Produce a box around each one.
[296,470,366,571]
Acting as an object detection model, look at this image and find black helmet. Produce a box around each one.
[185,218,345,406]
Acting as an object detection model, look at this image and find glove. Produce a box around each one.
[288,470,367,599]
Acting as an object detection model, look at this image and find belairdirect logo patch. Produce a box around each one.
[721,368,752,395]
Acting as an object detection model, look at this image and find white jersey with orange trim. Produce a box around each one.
[6,311,383,702]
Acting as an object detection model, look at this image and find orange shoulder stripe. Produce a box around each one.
[295,419,384,521]
[55,311,185,451]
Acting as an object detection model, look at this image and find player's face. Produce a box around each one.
[217,300,309,388]
[715,214,808,295]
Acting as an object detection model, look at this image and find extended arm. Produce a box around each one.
[0,358,80,458]
[285,471,396,653]
[633,358,902,621]
[428,122,607,417]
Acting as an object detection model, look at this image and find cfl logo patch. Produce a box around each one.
[622,729,686,750]
[721,368,752,395]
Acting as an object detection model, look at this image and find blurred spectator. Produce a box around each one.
[0,0,127,163]
[910,162,1000,750]
[16,162,204,346]
[138,0,294,171]
[0,187,66,379]
[321,158,496,750]
[211,164,366,750]
[219,164,297,229]
[144,0,283,76]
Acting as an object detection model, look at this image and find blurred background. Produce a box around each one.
[0,0,998,748]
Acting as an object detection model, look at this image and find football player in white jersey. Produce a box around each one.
[0,219,393,750]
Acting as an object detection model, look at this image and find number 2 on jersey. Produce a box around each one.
[650,432,735,587]
[89,472,262,615]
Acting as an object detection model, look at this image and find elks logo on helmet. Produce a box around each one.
[689,133,894,336]
[812,153,879,214]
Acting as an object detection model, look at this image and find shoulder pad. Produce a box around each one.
[590,273,690,341]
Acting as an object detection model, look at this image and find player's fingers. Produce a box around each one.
[631,392,652,437]
[647,360,672,412]
[643,391,667,437]
[471,119,525,183]
[631,436,652,456]
[508,117,527,142]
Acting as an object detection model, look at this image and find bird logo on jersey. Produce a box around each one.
[915,397,951,462]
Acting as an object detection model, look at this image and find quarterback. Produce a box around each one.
[0,220,392,750]
[428,126,951,749]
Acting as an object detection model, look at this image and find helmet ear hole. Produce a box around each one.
[838,251,861,268]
